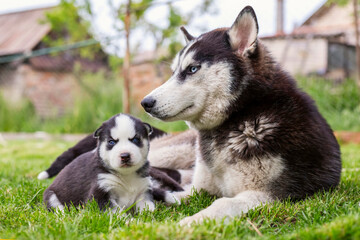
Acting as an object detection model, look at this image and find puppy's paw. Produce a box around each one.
[164,191,180,205]
[147,201,155,211]
[125,217,135,225]
[137,200,155,213]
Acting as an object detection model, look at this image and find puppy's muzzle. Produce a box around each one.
[120,152,131,164]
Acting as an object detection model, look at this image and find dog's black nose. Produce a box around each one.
[141,97,156,112]
[120,152,131,162]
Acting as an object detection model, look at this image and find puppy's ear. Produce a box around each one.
[180,26,195,44]
[93,126,103,138]
[143,123,153,136]
[228,6,259,56]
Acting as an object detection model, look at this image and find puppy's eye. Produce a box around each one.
[130,137,141,145]
[187,65,200,74]
[108,140,116,146]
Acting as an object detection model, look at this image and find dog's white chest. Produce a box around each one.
[97,173,150,210]
[205,146,285,197]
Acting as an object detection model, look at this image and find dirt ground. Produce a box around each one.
[335,131,360,144]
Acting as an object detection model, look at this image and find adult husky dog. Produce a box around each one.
[141,6,341,225]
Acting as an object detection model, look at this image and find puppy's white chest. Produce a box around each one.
[97,173,150,209]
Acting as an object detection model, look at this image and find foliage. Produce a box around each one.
[0,140,359,239]
[108,55,124,73]
[0,94,40,132]
[42,0,103,60]
[328,0,354,6]
[44,0,216,61]
[137,0,216,60]
[297,76,360,131]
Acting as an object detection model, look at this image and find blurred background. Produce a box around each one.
[0,0,359,135]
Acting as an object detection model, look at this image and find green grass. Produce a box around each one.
[0,140,359,239]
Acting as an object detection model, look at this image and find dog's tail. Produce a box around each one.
[37,134,97,179]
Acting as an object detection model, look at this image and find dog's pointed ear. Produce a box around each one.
[228,6,259,56]
[143,123,153,136]
[93,126,103,138]
[180,26,195,44]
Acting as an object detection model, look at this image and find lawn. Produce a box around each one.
[0,139,359,239]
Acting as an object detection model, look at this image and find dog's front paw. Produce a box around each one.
[179,213,205,226]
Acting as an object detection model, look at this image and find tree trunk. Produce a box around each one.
[123,0,131,113]
[353,0,360,87]
[276,0,284,34]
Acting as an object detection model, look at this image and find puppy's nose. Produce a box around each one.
[141,97,156,112]
[120,152,131,162]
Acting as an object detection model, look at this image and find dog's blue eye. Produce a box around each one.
[188,66,199,74]
[108,140,116,146]
[130,137,140,145]
[190,66,197,73]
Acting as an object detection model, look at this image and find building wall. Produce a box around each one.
[0,64,79,118]
[307,3,353,30]
[129,62,171,103]
[295,3,356,45]
[0,61,171,118]
[261,38,328,75]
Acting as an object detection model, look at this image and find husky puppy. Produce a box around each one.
[37,123,196,189]
[141,6,342,225]
[37,126,167,180]
[43,114,177,212]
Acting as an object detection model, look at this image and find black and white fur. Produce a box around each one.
[43,114,178,212]
[37,126,167,180]
[37,123,195,189]
[141,6,342,225]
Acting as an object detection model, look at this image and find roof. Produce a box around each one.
[300,2,335,27]
[294,1,354,35]
[262,1,355,42]
[29,55,108,72]
[0,7,53,56]
[261,32,344,40]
